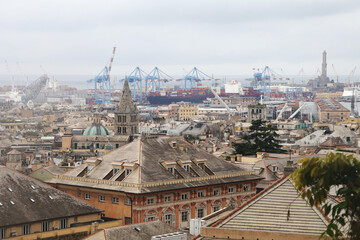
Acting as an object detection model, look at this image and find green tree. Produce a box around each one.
[184,134,196,143]
[232,119,284,155]
[291,152,360,239]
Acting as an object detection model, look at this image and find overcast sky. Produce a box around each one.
[1,0,360,79]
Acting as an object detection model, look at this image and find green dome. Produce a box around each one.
[83,125,110,136]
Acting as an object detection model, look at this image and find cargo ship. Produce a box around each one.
[147,87,262,105]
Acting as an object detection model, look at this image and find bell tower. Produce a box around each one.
[321,50,327,77]
[114,78,139,135]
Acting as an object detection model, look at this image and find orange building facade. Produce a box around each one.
[55,177,258,229]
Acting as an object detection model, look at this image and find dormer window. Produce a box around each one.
[272,166,278,172]
[168,167,174,174]
[183,165,190,172]
[125,169,132,176]
[113,167,120,175]
[87,165,94,171]
[170,141,177,148]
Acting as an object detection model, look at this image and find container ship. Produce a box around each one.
[147,86,262,105]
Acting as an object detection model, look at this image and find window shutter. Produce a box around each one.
[172,213,176,226]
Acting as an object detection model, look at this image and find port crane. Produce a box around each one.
[183,67,217,89]
[347,66,357,86]
[123,67,148,102]
[246,66,288,99]
[88,47,116,104]
[145,67,173,93]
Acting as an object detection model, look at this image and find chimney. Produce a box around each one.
[284,160,297,176]
[91,222,99,233]
[213,144,217,153]
[230,155,236,163]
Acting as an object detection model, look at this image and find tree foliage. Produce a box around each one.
[232,119,284,155]
[291,152,360,239]
[184,134,196,143]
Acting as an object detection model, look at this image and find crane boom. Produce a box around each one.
[106,47,116,82]
[289,103,307,119]
[210,88,232,119]
[276,103,288,121]
[348,66,357,86]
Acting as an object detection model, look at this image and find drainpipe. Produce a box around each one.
[126,194,133,224]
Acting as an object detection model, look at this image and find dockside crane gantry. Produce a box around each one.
[145,67,173,93]
[124,67,148,103]
[88,47,116,104]
[183,67,215,89]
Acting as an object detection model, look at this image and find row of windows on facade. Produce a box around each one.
[82,193,131,205]
[117,126,137,134]
[117,115,137,123]
[0,218,69,239]
[145,207,219,224]
[146,185,249,205]
[80,185,249,206]
[251,109,262,114]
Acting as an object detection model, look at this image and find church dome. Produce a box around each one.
[83,125,110,136]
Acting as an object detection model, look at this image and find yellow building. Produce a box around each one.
[0,122,24,132]
[0,166,103,239]
[315,91,343,100]
[178,102,198,120]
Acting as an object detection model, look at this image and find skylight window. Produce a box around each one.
[30,198,35,203]
[49,195,54,200]
[0,202,3,206]
[31,185,36,190]
[8,187,13,192]
[10,201,15,205]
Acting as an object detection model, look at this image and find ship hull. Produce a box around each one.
[147,95,210,105]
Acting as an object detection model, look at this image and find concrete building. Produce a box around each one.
[247,104,266,122]
[316,98,350,122]
[47,136,262,230]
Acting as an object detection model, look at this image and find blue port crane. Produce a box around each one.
[183,67,214,89]
[122,67,148,103]
[145,67,173,93]
[88,47,116,104]
[246,66,288,98]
